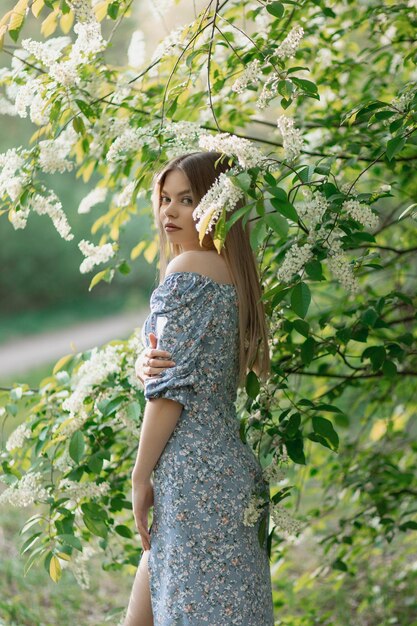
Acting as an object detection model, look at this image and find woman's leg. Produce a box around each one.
[123,549,154,626]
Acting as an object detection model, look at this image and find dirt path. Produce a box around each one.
[0,307,150,378]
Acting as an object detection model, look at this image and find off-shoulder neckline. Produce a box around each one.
[158,270,237,291]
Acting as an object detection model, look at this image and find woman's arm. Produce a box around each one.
[132,397,183,483]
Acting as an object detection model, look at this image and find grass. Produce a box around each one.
[0,505,136,626]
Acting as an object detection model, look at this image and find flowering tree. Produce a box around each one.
[1,0,417,621]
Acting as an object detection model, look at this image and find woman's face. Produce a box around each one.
[159,169,202,252]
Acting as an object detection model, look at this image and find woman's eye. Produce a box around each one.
[161,196,192,204]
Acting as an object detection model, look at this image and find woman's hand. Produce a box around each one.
[135,332,176,383]
[132,477,154,551]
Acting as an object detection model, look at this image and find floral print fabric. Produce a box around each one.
[140,271,274,625]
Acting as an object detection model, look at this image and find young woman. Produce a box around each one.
[123,151,274,626]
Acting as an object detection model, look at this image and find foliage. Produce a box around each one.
[0,0,417,623]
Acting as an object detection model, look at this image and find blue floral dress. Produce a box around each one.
[140,271,274,626]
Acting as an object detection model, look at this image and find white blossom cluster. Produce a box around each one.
[125,331,148,391]
[6,422,31,451]
[242,494,267,526]
[66,0,97,23]
[327,249,360,294]
[31,191,74,241]
[297,188,330,240]
[19,13,105,90]
[114,181,135,207]
[78,239,116,273]
[127,29,146,69]
[13,76,51,123]
[322,228,360,294]
[57,411,90,438]
[270,503,302,538]
[149,22,192,73]
[339,181,358,196]
[67,545,97,589]
[256,71,279,109]
[276,25,304,59]
[342,199,379,230]
[232,58,262,94]
[192,173,244,235]
[38,126,77,174]
[262,462,288,483]
[231,25,303,104]
[0,95,16,115]
[163,120,204,157]
[21,36,71,66]
[78,186,107,214]
[198,132,266,170]
[277,115,304,162]
[58,477,111,501]
[277,242,313,283]
[106,126,159,163]
[9,206,30,230]
[0,147,29,203]
[62,344,123,418]
[390,89,415,114]
[0,471,49,507]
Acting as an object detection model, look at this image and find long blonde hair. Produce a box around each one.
[151,151,271,388]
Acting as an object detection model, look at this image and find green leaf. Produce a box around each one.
[246,370,260,399]
[285,413,301,437]
[20,532,42,556]
[107,1,119,18]
[291,77,319,95]
[270,197,298,222]
[115,524,133,538]
[362,345,386,371]
[118,260,131,275]
[291,282,311,318]
[88,453,103,474]
[386,135,406,161]
[300,336,315,365]
[312,415,339,450]
[233,172,252,191]
[285,437,306,464]
[57,534,83,551]
[382,359,397,378]
[292,318,309,338]
[399,520,417,531]
[81,501,108,520]
[305,260,324,281]
[69,431,85,464]
[73,116,85,134]
[332,557,348,572]
[97,394,125,417]
[266,2,284,18]
[264,211,288,237]
[83,515,108,539]
[75,99,96,120]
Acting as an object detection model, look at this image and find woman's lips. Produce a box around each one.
[165,225,181,231]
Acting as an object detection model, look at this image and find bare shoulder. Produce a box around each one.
[165,251,233,284]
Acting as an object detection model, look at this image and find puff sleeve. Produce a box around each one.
[141,272,216,410]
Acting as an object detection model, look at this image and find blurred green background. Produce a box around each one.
[0,0,164,354]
